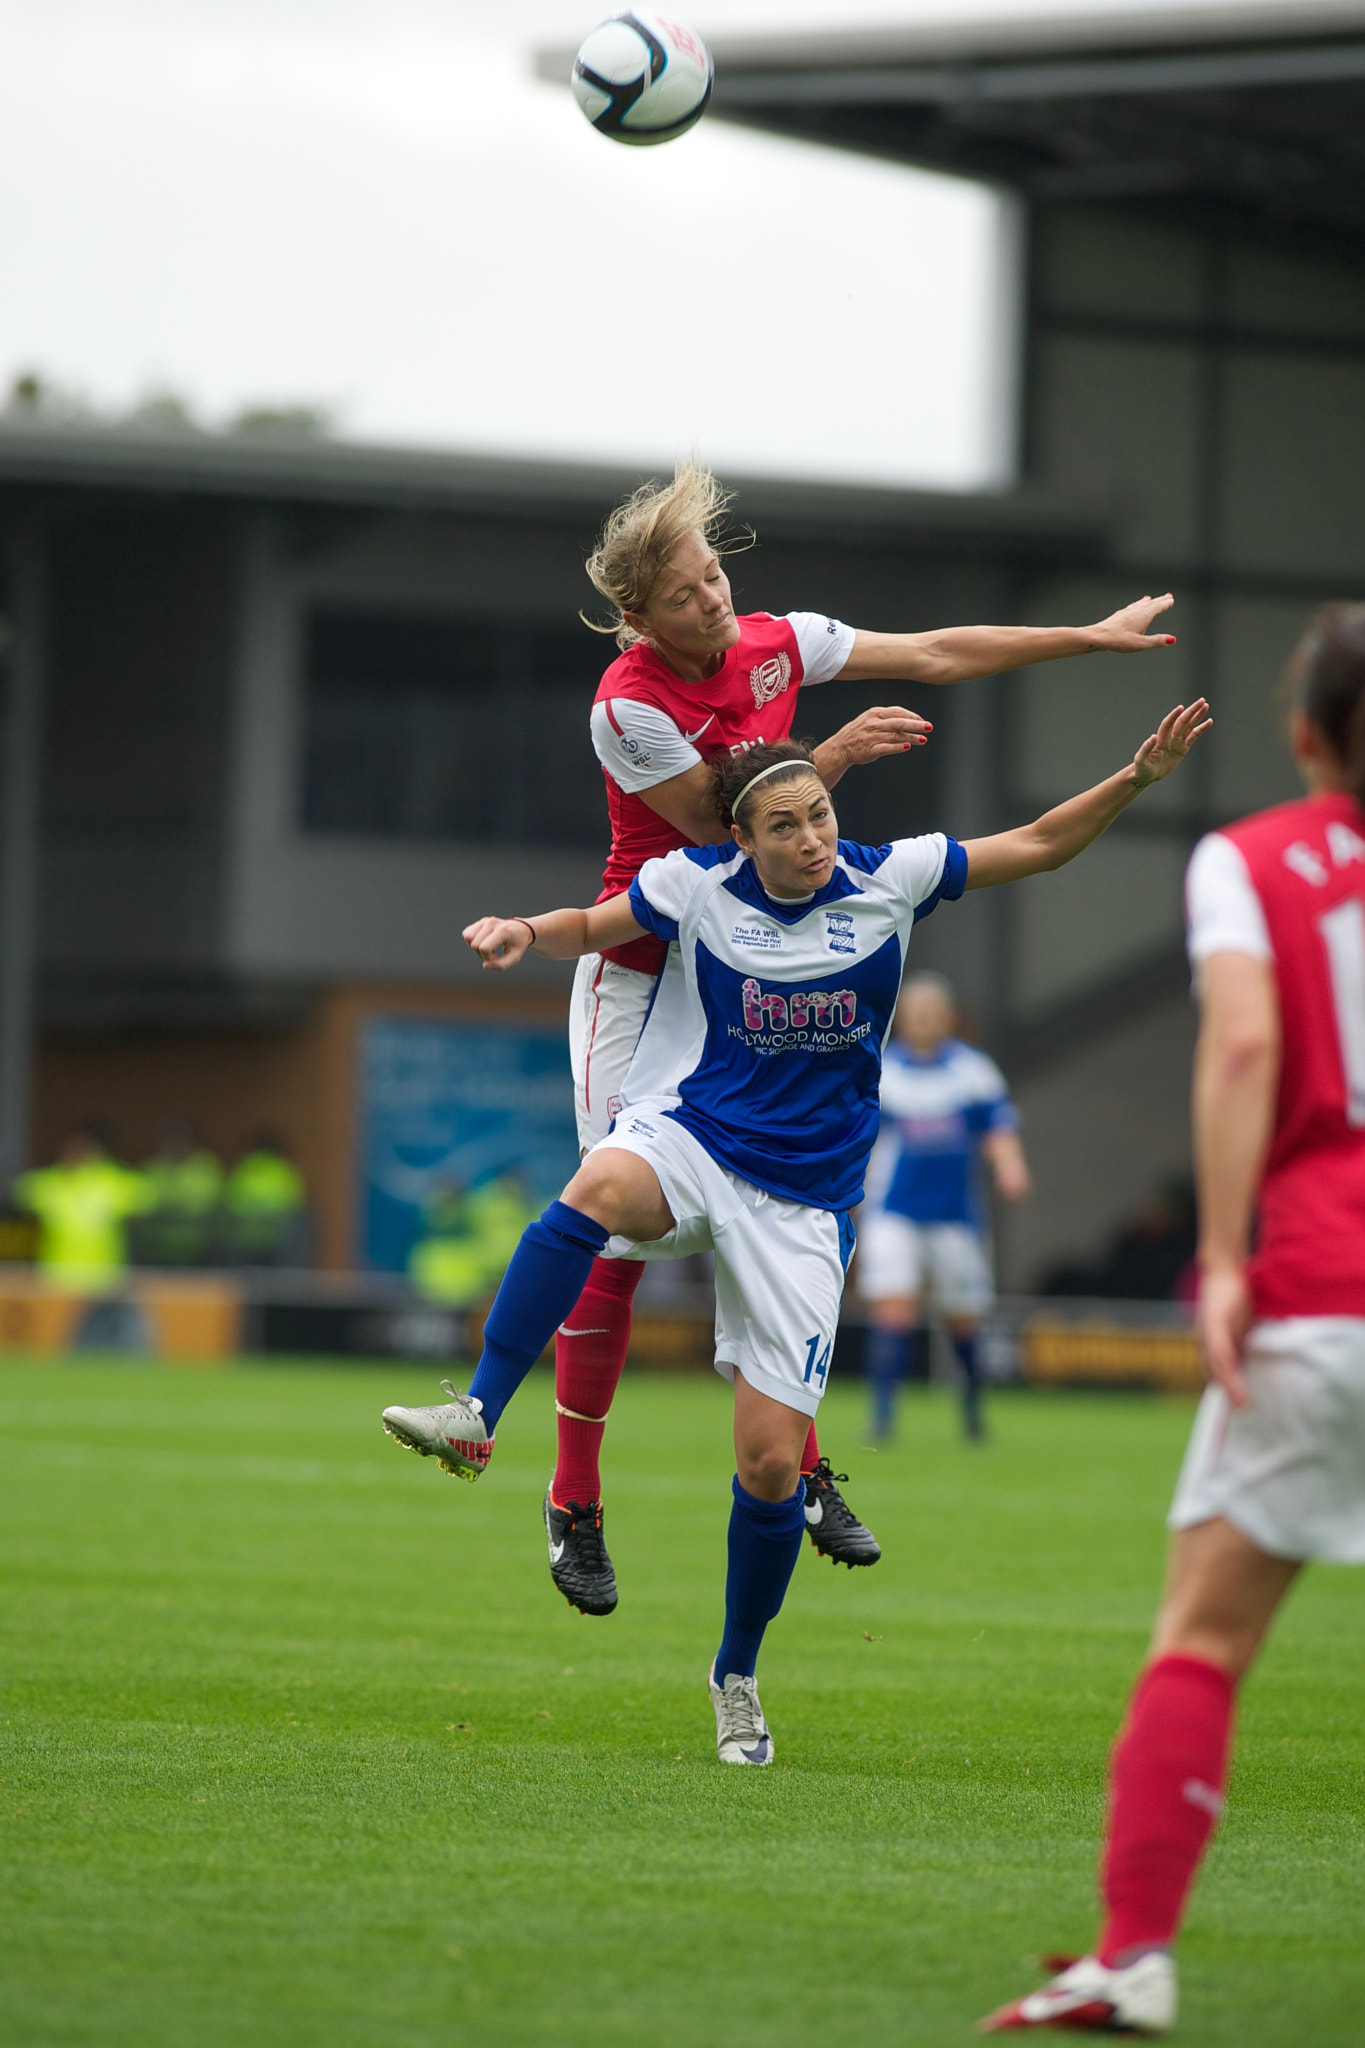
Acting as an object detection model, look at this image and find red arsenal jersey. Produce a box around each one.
[591,612,834,971]
[1203,791,1365,1318]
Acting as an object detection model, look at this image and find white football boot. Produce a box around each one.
[708,1664,774,1766]
[380,1380,492,1481]
[978,1950,1177,2034]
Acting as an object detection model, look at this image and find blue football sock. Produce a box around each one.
[951,1328,984,1438]
[468,1201,611,1433]
[713,1475,807,1685]
[864,1326,910,1436]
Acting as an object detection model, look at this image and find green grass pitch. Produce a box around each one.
[2,1360,1363,2047]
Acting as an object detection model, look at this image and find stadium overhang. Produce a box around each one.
[539,2,1365,249]
[0,419,1098,560]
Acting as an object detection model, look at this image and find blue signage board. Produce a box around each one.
[358,1017,579,1273]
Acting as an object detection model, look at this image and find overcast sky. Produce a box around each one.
[0,0,1264,490]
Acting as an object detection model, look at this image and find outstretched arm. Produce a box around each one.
[962,700,1211,889]
[837,593,1177,685]
[463,893,644,972]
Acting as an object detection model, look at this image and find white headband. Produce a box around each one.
[732,758,819,820]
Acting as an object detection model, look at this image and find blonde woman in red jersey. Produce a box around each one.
[983,607,1365,2036]
[550,463,1178,1617]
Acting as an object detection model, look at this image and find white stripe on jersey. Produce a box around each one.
[1185,830,1274,966]
[784,612,856,685]
[878,1040,1013,1125]
[590,698,702,794]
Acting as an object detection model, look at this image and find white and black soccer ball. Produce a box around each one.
[571,12,713,147]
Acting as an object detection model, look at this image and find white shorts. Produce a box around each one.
[856,1211,993,1317]
[569,953,657,1152]
[1168,1317,1365,1563]
[592,1101,853,1418]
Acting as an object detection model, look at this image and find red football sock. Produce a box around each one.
[551,1258,644,1507]
[1098,1653,1236,1965]
[799,1422,821,1476]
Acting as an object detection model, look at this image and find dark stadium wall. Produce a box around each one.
[989,199,1358,1287]
[40,501,239,994]
[993,991,1197,1293]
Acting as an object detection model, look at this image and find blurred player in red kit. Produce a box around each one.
[982,605,1365,2034]
[545,461,1177,1618]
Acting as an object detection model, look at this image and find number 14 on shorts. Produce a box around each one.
[803,1334,833,1388]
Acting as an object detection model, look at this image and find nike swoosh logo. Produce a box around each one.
[550,1540,566,1563]
[740,1741,770,1762]
[682,716,716,742]
[805,1501,823,1526]
[557,1325,611,1337]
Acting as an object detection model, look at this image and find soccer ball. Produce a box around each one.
[571,12,713,147]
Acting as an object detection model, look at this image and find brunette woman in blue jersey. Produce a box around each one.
[383,703,1209,1764]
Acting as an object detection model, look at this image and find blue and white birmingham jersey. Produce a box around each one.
[866,1038,1018,1228]
[622,835,968,1212]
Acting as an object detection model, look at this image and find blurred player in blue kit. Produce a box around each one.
[859,972,1030,1440]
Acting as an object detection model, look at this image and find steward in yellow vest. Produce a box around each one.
[15,1130,152,1288]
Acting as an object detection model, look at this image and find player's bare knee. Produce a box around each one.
[563,1150,673,1242]
[737,1442,802,1502]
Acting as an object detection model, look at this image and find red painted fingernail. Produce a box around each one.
[1165,635,1176,644]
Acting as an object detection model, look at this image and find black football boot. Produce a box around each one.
[544,1488,619,1615]
[803,1457,882,1567]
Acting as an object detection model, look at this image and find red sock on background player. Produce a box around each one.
[551,1258,644,1507]
[1098,1652,1236,1963]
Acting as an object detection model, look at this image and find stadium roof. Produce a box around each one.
[536,1,1365,247]
[0,418,1099,560]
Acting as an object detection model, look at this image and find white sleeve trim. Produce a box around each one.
[1186,832,1274,965]
[634,847,707,926]
[966,1049,1012,1104]
[784,611,856,686]
[877,832,950,912]
[590,698,702,794]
